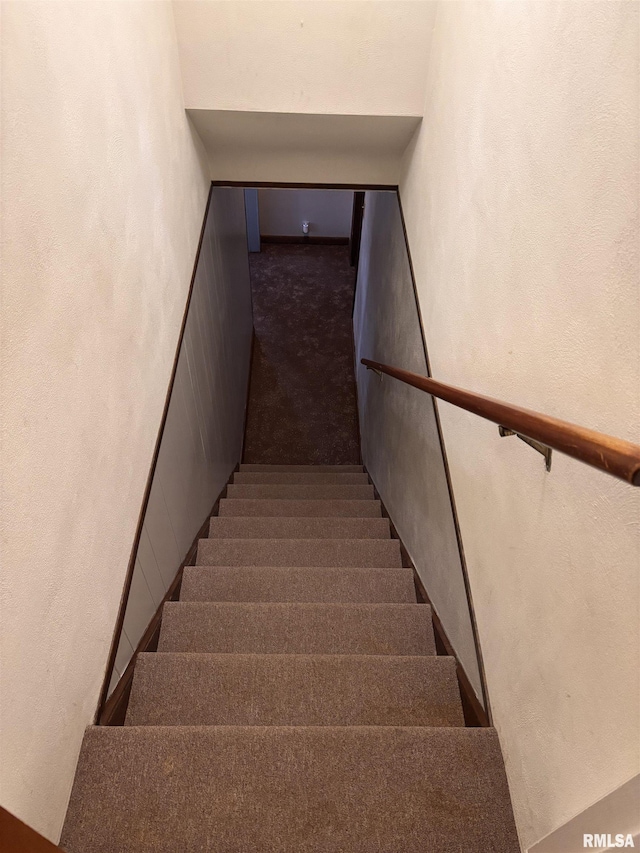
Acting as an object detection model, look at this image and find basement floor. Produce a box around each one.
[242,244,361,465]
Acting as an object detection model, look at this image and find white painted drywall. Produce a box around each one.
[258,189,353,238]
[108,186,253,695]
[173,0,434,184]
[529,773,640,853]
[0,1,212,841]
[172,1,435,116]
[399,2,640,850]
[188,109,420,184]
[353,190,483,699]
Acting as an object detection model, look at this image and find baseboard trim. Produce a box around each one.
[413,572,490,728]
[261,235,349,246]
[97,479,229,726]
[369,473,489,728]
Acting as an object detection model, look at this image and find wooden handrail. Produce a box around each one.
[361,359,640,486]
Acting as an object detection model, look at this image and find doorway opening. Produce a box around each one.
[240,185,369,465]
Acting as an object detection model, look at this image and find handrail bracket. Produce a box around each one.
[360,357,640,485]
[499,426,552,472]
[366,365,383,378]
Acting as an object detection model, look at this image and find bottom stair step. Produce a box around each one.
[125,653,464,727]
[61,726,520,853]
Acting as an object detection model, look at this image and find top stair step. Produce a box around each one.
[240,464,364,473]
[61,726,520,853]
[233,472,369,485]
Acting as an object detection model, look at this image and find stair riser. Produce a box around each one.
[196,538,402,567]
[233,472,370,485]
[219,499,382,518]
[207,517,390,539]
[240,465,364,473]
[180,567,417,603]
[158,602,435,656]
[125,654,464,727]
[227,484,375,500]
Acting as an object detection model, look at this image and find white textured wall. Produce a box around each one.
[258,189,353,238]
[353,191,482,699]
[0,1,211,841]
[109,187,253,694]
[173,0,433,184]
[188,109,420,185]
[529,773,640,853]
[172,0,435,116]
[399,2,640,850]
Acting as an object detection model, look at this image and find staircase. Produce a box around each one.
[61,465,520,852]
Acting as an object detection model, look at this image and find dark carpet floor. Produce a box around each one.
[243,244,361,464]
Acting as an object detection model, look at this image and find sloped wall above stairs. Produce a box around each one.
[353,190,483,701]
[107,186,253,696]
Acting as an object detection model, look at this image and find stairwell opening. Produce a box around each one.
[242,185,365,465]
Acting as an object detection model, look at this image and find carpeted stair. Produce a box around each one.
[61,465,520,852]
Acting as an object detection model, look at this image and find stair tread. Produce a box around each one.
[61,726,520,853]
[240,464,364,473]
[208,516,390,539]
[158,602,435,655]
[125,653,464,727]
[180,566,417,603]
[219,498,382,517]
[196,537,402,567]
[227,484,374,500]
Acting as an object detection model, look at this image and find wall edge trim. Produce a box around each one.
[95,185,214,722]
[391,188,492,722]
[0,806,62,852]
[97,477,231,726]
[211,180,398,191]
[367,471,489,728]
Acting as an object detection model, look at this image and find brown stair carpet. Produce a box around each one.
[157,602,436,655]
[61,465,519,852]
[242,244,360,466]
[240,464,364,472]
[208,515,390,539]
[61,727,519,853]
[180,566,417,603]
[227,482,374,499]
[125,654,464,727]
[219,497,382,516]
[233,471,370,484]
[196,537,401,566]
